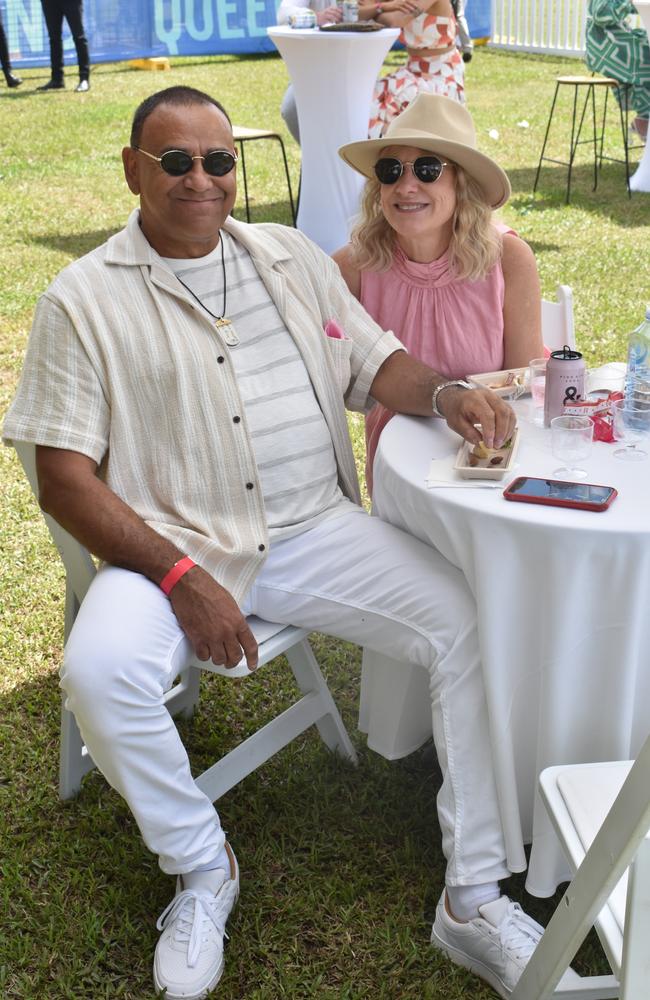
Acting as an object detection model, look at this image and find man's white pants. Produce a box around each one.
[61,508,509,886]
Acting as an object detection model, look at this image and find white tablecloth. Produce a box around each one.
[628,1,650,192]
[361,402,650,896]
[267,26,399,253]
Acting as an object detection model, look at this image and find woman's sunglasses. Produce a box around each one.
[374,155,447,185]
[133,147,238,177]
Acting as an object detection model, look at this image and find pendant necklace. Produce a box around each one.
[174,235,230,329]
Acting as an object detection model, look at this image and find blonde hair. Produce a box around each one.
[348,164,502,282]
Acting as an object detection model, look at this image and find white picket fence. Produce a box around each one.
[490,0,588,56]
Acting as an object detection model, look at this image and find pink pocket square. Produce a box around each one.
[324,319,348,341]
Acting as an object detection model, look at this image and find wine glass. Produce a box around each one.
[613,399,650,461]
[550,415,594,479]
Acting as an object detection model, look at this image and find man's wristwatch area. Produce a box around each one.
[431,379,473,418]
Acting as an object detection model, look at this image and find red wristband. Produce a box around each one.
[160,556,196,596]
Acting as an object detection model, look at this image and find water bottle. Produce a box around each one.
[625,307,650,406]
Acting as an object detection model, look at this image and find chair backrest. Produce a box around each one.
[542,285,576,353]
[13,441,96,626]
[511,732,650,999]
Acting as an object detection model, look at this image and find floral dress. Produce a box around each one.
[585,0,650,117]
[368,12,465,138]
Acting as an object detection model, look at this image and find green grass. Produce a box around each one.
[0,46,641,998]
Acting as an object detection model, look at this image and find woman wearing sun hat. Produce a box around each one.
[334,92,542,494]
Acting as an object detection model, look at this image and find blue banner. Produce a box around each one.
[2,0,491,69]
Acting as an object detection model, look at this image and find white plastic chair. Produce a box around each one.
[512,734,650,999]
[542,285,576,352]
[13,441,357,801]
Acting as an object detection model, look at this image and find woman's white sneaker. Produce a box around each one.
[153,844,239,1000]
[430,892,544,998]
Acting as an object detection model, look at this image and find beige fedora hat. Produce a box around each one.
[339,93,511,209]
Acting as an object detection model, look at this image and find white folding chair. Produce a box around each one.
[512,734,650,999]
[13,441,357,801]
[542,285,576,353]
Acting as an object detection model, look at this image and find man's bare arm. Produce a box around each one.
[35,446,258,669]
[368,351,516,449]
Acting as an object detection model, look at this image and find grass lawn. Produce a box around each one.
[1,45,646,999]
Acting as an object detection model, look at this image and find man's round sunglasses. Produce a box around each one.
[374,155,448,185]
[133,146,238,177]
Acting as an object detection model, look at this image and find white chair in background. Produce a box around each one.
[13,441,357,801]
[512,734,650,999]
[542,284,576,353]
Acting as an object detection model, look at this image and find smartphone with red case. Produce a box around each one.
[503,476,618,512]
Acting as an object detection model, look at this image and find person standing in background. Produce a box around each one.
[37,0,90,92]
[452,0,473,61]
[369,0,466,137]
[277,0,420,142]
[585,0,650,140]
[0,9,22,87]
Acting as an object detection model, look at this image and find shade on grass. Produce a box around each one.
[1,45,646,999]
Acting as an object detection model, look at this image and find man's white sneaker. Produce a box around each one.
[153,843,239,1000]
[430,892,544,998]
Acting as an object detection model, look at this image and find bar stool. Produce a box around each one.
[232,126,296,225]
[533,75,631,203]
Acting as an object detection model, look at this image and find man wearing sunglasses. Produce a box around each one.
[5,85,524,1000]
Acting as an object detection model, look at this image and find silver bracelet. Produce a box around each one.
[431,379,472,418]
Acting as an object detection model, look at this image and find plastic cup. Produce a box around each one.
[528,357,547,426]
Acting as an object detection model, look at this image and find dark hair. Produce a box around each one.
[130,86,232,147]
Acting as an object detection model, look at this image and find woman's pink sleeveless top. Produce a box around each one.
[361,236,511,494]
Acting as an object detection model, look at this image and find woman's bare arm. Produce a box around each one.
[501,233,544,369]
[374,0,449,29]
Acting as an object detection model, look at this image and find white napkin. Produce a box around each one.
[425,455,503,489]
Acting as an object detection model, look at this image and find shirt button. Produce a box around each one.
[217,356,225,364]
[246,482,254,490]
[258,544,266,552]
[233,415,241,424]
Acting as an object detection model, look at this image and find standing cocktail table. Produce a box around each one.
[268,25,399,253]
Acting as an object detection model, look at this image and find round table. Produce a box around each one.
[360,400,650,896]
[267,26,399,253]
[628,1,650,192]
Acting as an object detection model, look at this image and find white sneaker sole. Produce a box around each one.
[431,924,510,999]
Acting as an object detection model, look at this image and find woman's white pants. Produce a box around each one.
[61,507,509,885]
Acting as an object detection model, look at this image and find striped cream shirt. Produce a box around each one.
[3,211,404,603]
[163,232,352,538]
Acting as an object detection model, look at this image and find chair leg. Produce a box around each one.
[567,85,591,204]
[598,85,609,170]
[590,84,599,192]
[621,838,650,997]
[238,140,251,224]
[59,703,95,799]
[620,85,632,198]
[534,82,560,193]
[273,135,296,226]
[285,639,358,764]
[166,664,201,720]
